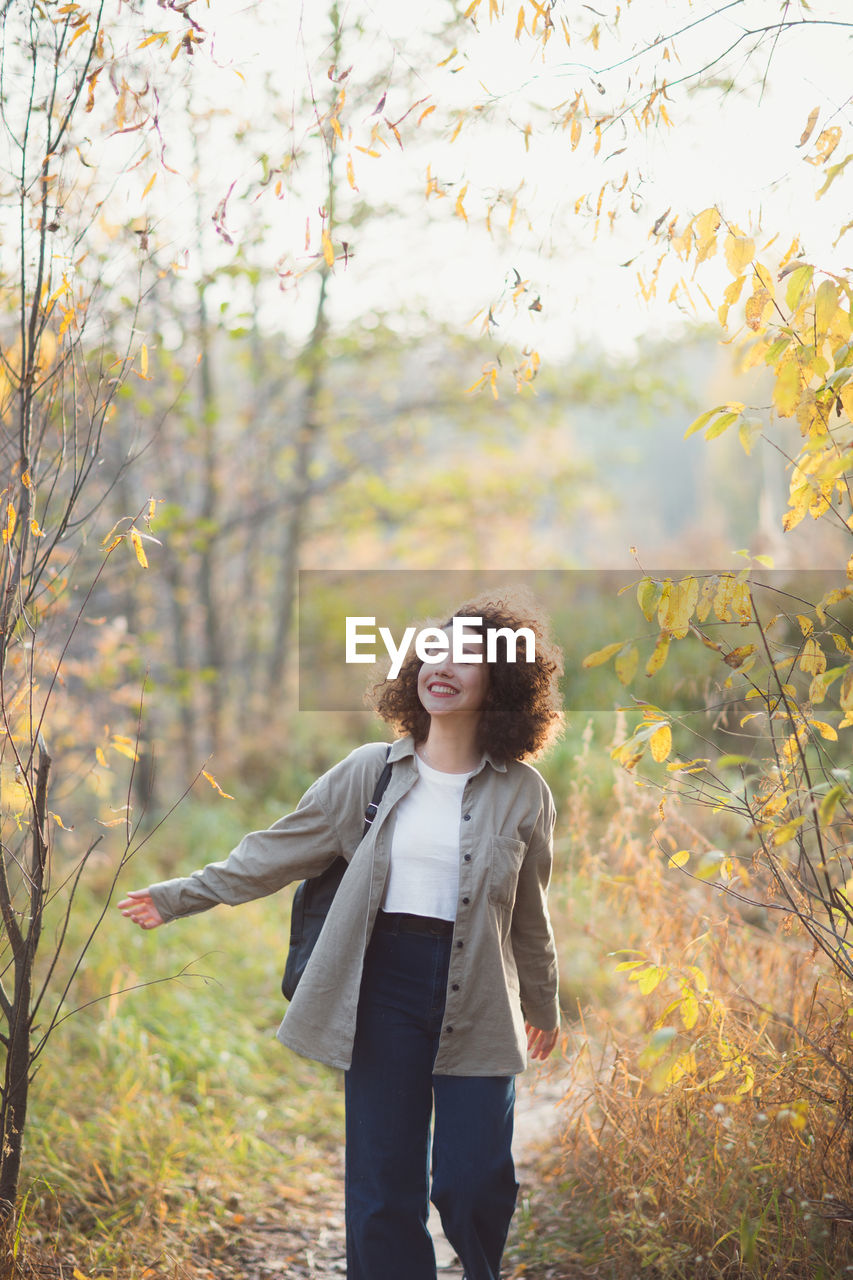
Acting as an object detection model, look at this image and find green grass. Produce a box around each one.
[16,854,345,1276]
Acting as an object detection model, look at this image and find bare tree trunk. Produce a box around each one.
[266,6,342,699]
[0,748,50,1223]
[266,265,331,696]
[162,548,198,771]
[197,292,225,754]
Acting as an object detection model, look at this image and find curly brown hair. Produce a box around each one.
[368,586,564,763]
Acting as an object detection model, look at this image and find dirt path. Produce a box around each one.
[219,1062,568,1280]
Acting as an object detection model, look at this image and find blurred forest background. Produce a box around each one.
[2,1,853,1278]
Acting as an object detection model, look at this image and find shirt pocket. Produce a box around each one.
[487,835,527,909]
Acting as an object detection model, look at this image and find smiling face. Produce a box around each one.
[416,628,490,725]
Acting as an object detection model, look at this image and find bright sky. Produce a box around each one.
[130,0,853,357]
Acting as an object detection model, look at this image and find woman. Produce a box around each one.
[119,589,563,1280]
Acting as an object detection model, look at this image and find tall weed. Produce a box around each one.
[514,723,853,1278]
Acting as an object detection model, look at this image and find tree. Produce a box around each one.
[0,0,209,1225]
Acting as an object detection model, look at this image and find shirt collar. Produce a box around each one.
[388,734,507,774]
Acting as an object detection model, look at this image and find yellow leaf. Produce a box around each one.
[773,359,801,417]
[454,183,468,222]
[662,575,698,638]
[806,126,841,166]
[346,154,358,191]
[95,746,109,768]
[637,576,663,621]
[713,574,735,622]
[417,104,436,126]
[666,759,709,773]
[321,229,335,267]
[738,417,763,456]
[773,816,805,845]
[807,719,837,741]
[582,640,624,669]
[815,279,838,334]
[681,989,699,1031]
[137,31,169,50]
[724,234,754,277]
[203,770,234,800]
[140,344,149,378]
[668,849,690,868]
[68,20,91,49]
[30,519,46,538]
[570,117,581,151]
[820,785,845,825]
[330,116,343,141]
[141,172,157,199]
[731,579,752,624]
[2,501,17,544]
[664,1051,697,1085]
[799,637,826,675]
[797,105,820,148]
[637,965,663,995]
[685,404,733,439]
[646,632,671,676]
[745,287,772,331]
[58,306,76,340]
[130,527,148,568]
[53,812,74,830]
[111,735,140,761]
[785,263,814,311]
[723,644,756,669]
[514,5,525,38]
[649,723,672,763]
[693,207,720,263]
[614,644,639,685]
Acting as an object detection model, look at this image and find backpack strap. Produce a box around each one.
[361,746,392,837]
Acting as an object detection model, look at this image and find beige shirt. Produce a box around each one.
[147,735,560,1076]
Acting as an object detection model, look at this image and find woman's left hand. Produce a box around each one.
[525,1021,560,1061]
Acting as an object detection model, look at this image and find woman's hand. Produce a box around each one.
[525,1021,560,1062]
[118,889,164,930]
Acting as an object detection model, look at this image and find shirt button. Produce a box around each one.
[463,854,471,863]
[462,896,470,905]
[451,983,460,992]
[463,813,471,821]
[446,1026,454,1033]
[456,940,464,949]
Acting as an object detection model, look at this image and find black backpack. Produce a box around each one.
[281,748,393,1000]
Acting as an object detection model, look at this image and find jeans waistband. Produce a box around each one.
[375,910,454,938]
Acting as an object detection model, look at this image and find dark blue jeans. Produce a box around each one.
[345,917,518,1280]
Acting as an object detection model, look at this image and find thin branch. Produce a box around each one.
[30,962,218,1063]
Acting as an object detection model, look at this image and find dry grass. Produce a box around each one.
[511,723,853,1279]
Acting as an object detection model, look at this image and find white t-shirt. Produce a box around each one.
[381,754,468,921]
